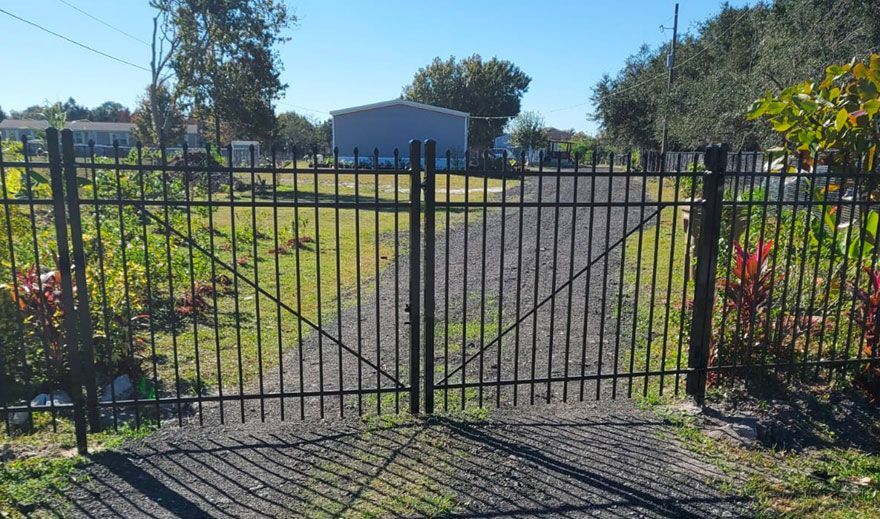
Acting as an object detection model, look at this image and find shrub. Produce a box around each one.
[711,240,790,385]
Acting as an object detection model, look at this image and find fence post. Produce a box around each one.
[60,130,101,432]
[408,140,422,414]
[47,128,89,454]
[686,143,727,405]
[423,140,436,414]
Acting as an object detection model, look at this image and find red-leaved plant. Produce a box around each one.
[853,267,880,402]
[726,240,775,324]
[6,261,71,381]
[712,240,778,383]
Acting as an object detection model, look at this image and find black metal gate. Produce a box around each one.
[421,141,713,412]
[1,129,423,453]
[5,131,879,453]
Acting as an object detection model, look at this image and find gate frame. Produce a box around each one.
[47,129,90,454]
[423,140,437,414]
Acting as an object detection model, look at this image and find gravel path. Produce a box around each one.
[65,401,749,518]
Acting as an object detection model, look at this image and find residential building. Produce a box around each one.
[0,119,207,156]
[0,119,50,142]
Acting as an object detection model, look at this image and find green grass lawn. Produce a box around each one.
[621,176,696,401]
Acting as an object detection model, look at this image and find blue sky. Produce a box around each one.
[0,0,751,133]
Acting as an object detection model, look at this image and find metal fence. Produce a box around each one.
[2,130,879,454]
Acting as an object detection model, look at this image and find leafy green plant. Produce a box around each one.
[6,264,69,385]
[748,53,880,172]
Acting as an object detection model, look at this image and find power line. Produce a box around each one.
[0,7,149,72]
[57,0,150,46]
[548,7,752,113]
[276,101,330,114]
[468,115,517,120]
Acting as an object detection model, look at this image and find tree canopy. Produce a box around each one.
[508,111,547,151]
[592,0,880,151]
[149,0,294,143]
[90,101,131,122]
[276,111,331,155]
[131,84,186,146]
[403,55,531,149]
[749,53,880,171]
[7,99,131,124]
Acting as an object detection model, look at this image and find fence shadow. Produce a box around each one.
[706,381,880,452]
[63,406,749,518]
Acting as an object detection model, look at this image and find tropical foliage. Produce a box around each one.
[748,54,880,172]
[707,53,880,392]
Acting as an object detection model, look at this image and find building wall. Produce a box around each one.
[0,128,43,141]
[332,104,467,160]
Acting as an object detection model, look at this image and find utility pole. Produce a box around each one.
[660,3,679,156]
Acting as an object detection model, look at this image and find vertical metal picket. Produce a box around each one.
[408,140,422,414]
[61,130,101,432]
[686,144,727,405]
[46,128,89,454]
[423,140,437,414]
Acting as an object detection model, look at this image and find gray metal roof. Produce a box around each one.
[0,119,51,130]
[330,99,469,118]
[1,119,201,135]
[67,120,134,132]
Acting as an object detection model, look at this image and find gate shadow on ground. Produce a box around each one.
[64,405,749,518]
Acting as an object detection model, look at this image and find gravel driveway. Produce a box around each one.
[186,169,656,424]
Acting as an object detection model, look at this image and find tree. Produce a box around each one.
[749,54,880,171]
[62,98,90,120]
[508,111,547,154]
[89,101,131,122]
[276,111,329,155]
[39,102,67,130]
[592,45,664,149]
[403,55,531,149]
[150,0,294,143]
[569,132,599,160]
[592,0,880,151]
[0,106,5,122]
[131,84,186,146]
[11,105,48,120]
[316,119,332,151]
